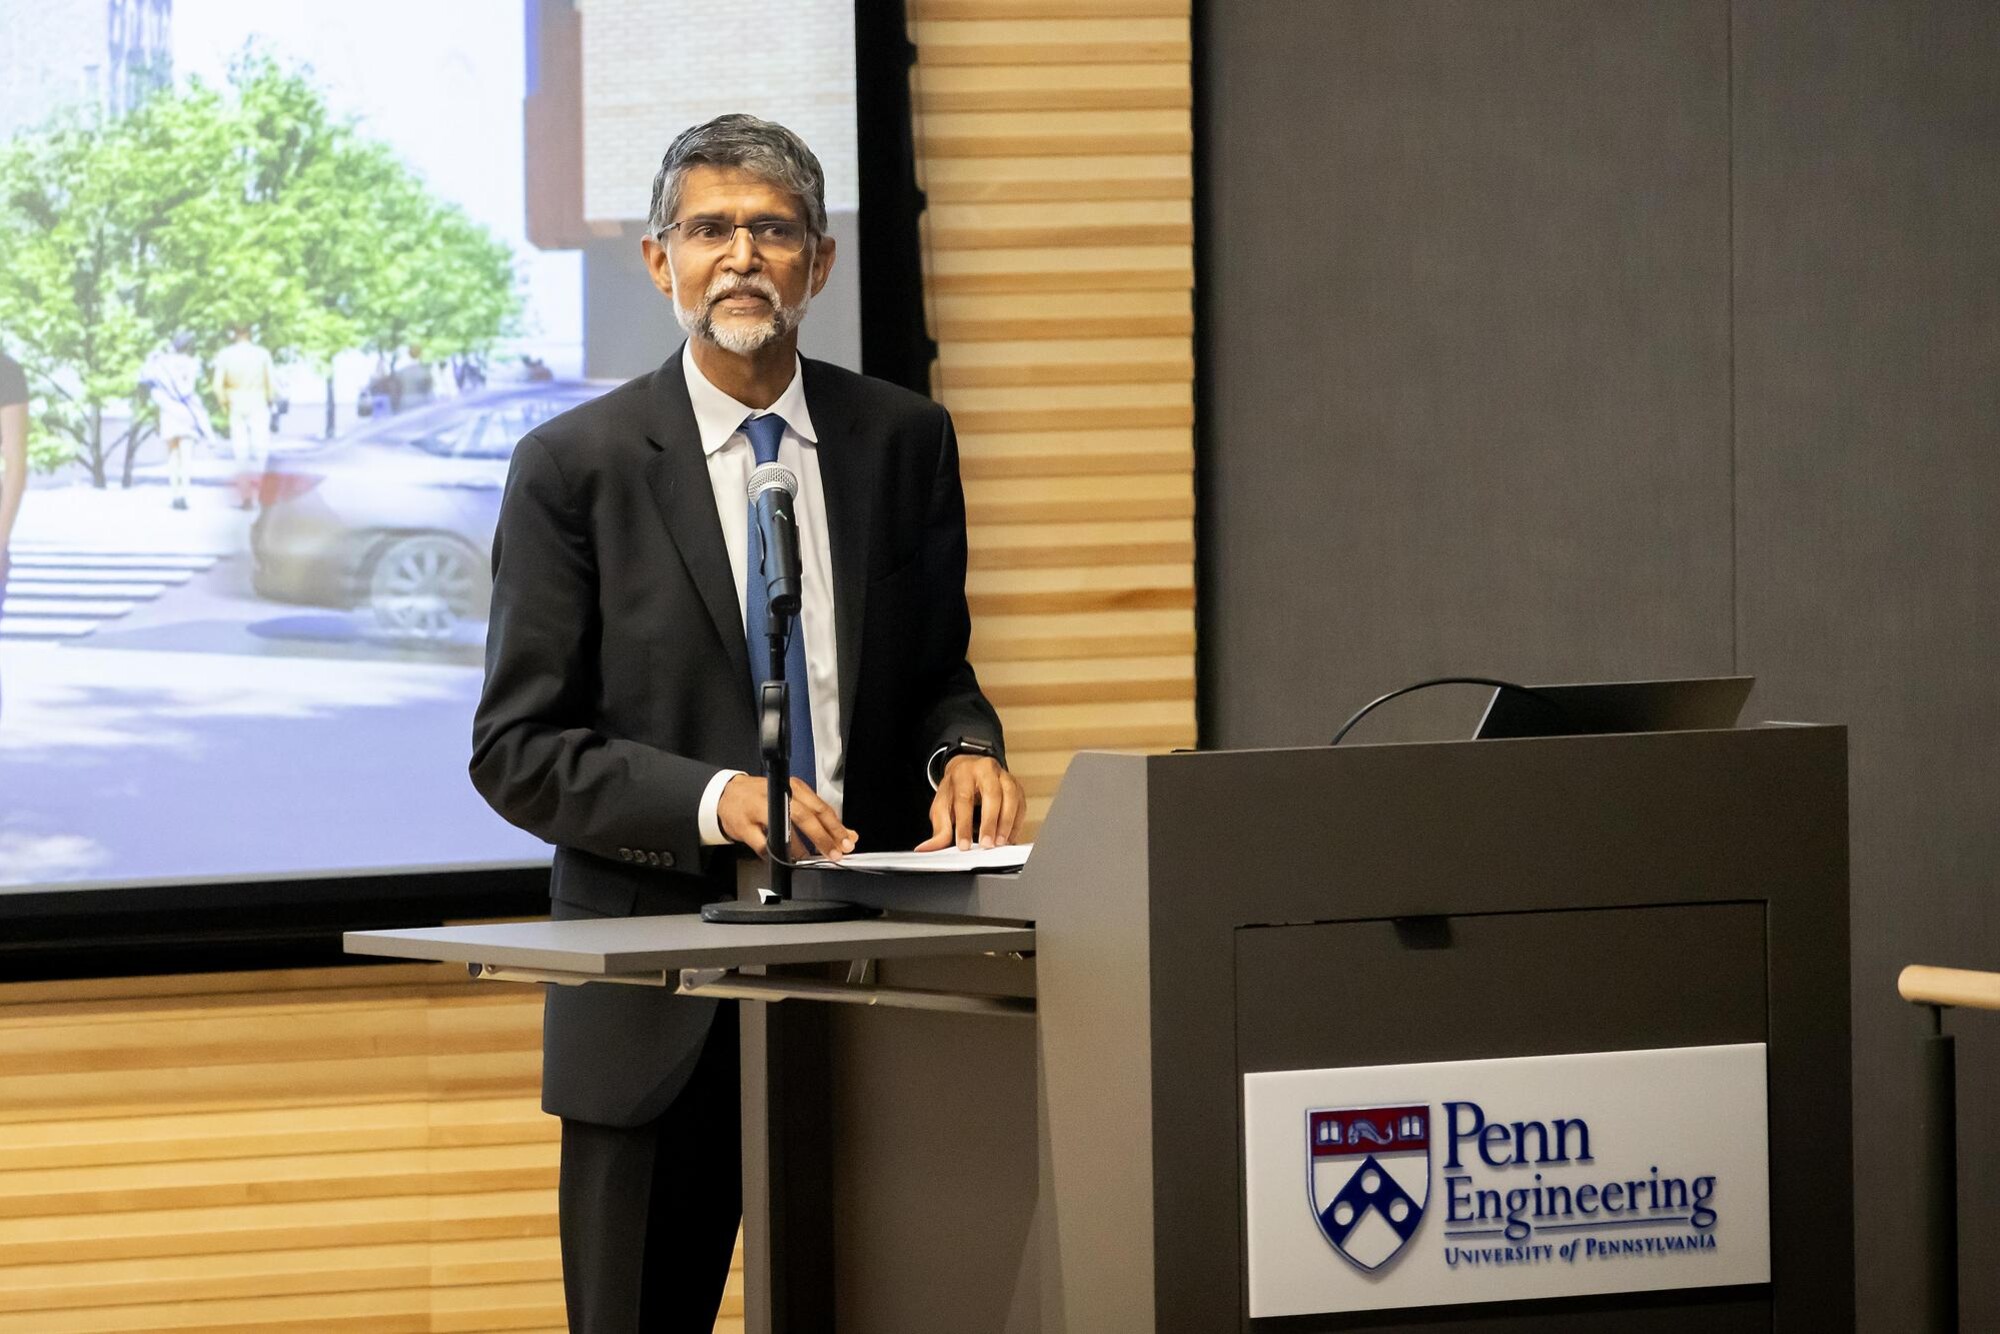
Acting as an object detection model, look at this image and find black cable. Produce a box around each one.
[776,842,1022,877]
[1328,676,1564,746]
[771,846,894,876]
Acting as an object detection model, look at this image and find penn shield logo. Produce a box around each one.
[1308,1104,1430,1270]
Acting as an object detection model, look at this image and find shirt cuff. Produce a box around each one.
[697,768,745,846]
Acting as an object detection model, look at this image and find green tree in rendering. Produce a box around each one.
[0,48,524,484]
[0,106,180,485]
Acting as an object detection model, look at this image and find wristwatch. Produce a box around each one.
[926,736,999,789]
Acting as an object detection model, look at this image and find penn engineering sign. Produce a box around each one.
[1244,1044,1770,1317]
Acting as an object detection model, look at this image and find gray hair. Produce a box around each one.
[647,114,828,240]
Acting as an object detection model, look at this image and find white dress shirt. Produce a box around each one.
[685,349,844,844]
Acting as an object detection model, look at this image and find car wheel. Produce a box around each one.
[366,533,489,639]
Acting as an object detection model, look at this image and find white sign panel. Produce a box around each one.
[1243,1044,1770,1317]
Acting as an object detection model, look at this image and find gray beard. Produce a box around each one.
[675,278,812,354]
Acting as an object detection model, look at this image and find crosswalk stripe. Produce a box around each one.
[8,554,218,571]
[5,567,194,585]
[0,618,99,639]
[3,599,142,618]
[8,544,223,558]
[5,581,172,599]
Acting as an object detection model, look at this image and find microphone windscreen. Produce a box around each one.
[747,462,799,503]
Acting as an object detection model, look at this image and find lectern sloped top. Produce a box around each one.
[344,913,1035,975]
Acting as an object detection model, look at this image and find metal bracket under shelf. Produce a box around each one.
[467,960,1035,1017]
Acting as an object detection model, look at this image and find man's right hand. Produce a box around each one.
[717,774,857,862]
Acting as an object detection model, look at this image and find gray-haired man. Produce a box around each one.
[472,114,1022,1331]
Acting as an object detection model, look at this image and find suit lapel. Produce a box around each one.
[803,359,874,759]
[643,349,753,691]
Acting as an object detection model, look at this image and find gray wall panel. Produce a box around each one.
[1201,0,2000,1326]
[1732,3,2000,1327]
[1200,0,1734,747]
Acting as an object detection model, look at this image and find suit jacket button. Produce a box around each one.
[646,851,659,866]
[618,847,632,861]
[660,851,675,869]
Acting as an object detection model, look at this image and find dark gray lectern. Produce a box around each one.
[348,725,1852,1333]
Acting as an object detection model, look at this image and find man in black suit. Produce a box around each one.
[470,114,1024,1332]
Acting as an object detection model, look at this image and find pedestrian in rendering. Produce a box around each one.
[211,325,276,509]
[0,345,28,720]
[139,332,211,511]
[361,354,392,419]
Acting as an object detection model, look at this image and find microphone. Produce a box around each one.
[748,462,802,618]
[701,457,877,926]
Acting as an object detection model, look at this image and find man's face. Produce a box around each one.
[642,164,835,355]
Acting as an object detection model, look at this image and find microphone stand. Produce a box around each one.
[758,674,792,903]
[701,551,876,926]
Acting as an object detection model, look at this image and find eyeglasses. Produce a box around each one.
[660,216,812,257]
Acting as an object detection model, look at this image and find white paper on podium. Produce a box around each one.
[799,844,1032,874]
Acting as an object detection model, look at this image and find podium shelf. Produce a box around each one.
[344,913,1036,977]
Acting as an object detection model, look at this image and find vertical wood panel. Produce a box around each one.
[912,0,1199,819]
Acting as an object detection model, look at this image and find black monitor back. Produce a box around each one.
[1474,675,1754,739]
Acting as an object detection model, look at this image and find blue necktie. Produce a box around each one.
[742,413,817,795]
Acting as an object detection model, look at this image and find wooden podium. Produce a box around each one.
[349,724,1852,1332]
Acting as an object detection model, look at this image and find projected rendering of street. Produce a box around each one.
[0,0,859,889]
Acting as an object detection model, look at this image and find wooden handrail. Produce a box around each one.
[1899,964,2000,1012]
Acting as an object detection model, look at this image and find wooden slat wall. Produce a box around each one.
[0,966,743,1333]
[913,0,1200,826]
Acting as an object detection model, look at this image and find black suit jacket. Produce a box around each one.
[470,348,1003,1126]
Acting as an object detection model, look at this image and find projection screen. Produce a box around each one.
[0,0,863,891]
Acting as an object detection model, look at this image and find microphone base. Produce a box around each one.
[701,897,881,925]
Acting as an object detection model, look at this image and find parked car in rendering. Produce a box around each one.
[251,381,610,638]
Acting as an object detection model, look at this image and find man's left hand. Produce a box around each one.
[916,755,1025,851]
